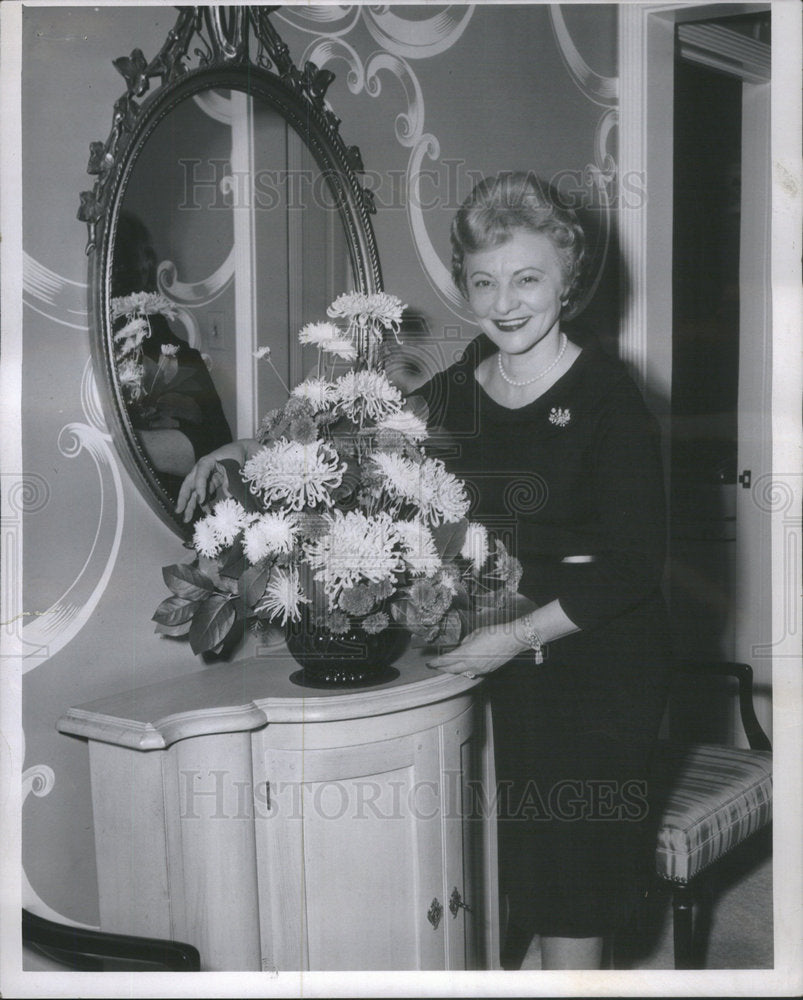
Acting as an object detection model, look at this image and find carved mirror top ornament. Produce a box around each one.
[79,5,382,537]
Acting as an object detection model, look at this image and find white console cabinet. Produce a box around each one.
[58,646,500,971]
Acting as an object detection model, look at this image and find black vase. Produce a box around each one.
[286,610,408,686]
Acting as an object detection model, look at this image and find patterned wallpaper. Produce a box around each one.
[17,4,618,925]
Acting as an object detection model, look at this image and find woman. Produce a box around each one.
[423,172,671,969]
[175,172,671,971]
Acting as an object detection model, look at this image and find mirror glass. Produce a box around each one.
[110,87,354,502]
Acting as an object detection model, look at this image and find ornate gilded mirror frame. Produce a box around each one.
[78,5,382,537]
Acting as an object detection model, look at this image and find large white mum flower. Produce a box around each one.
[377,410,428,442]
[395,519,442,577]
[255,566,309,625]
[110,291,178,321]
[321,337,357,361]
[193,517,221,559]
[461,521,490,569]
[291,378,336,413]
[298,320,342,346]
[207,498,248,546]
[327,291,405,329]
[242,511,299,564]
[113,316,150,355]
[335,369,403,423]
[242,439,346,511]
[304,510,403,601]
[371,453,469,526]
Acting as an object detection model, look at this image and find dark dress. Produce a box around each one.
[417,334,672,937]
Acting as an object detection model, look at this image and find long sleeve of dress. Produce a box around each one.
[550,379,667,631]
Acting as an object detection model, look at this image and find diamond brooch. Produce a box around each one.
[548,407,571,427]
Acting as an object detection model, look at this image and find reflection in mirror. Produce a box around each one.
[111,88,354,502]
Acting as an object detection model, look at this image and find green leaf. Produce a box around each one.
[238,562,270,608]
[155,620,192,637]
[431,518,468,561]
[219,538,247,579]
[162,563,215,600]
[188,594,236,655]
[152,595,200,626]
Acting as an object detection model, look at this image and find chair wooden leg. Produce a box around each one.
[672,882,696,969]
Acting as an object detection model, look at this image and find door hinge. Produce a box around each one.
[449,887,472,917]
[738,469,752,489]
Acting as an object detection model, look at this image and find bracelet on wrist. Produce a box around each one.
[521,615,545,665]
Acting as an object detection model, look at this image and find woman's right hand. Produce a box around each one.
[175,438,260,523]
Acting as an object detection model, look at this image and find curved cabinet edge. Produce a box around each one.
[58,703,269,750]
[252,673,483,724]
[57,666,483,750]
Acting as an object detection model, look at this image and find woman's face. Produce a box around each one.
[464,229,566,356]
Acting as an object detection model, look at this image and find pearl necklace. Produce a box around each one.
[497,332,568,388]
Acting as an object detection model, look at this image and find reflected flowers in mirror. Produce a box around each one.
[111,292,209,431]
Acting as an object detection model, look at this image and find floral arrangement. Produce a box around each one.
[153,292,522,658]
[111,291,209,430]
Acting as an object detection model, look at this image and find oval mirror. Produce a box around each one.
[79,8,382,537]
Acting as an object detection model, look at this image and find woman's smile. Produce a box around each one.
[493,316,530,332]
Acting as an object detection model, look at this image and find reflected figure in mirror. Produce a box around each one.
[111,212,233,502]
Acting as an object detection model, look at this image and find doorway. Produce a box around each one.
[617,4,772,742]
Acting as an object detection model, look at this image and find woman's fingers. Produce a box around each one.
[175,471,196,516]
[175,456,218,520]
[427,651,467,672]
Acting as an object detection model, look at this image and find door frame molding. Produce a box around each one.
[617,2,768,412]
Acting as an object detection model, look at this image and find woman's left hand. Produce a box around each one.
[427,623,523,678]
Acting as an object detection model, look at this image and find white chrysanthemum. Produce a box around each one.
[395,519,442,577]
[208,498,248,546]
[336,370,403,423]
[304,510,403,601]
[321,337,357,361]
[461,521,490,569]
[372,453,469,526]
[193,517,221,559]
[291,378,336,413]
[114,316,150,355]
[118,358,144,397]
[255,566,309,625]
[377,410,428,442]
[160,343,179,357]
[242,511,298,564]
[298,320,342,346]
[242,439,346,511]
[110,291,177,321]
[253,345,272,360]
[371,451,421,498]
[327,291,405,329]
[421,459,470,525]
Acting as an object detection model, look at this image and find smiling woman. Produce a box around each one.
[422,171,672,971]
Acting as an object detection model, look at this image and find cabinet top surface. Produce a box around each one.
[57,641,481,750]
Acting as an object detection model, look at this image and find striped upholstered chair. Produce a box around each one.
[650,661,772,969]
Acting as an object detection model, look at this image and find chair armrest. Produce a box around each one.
[674,661,771,752]
[22,909,201,971]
